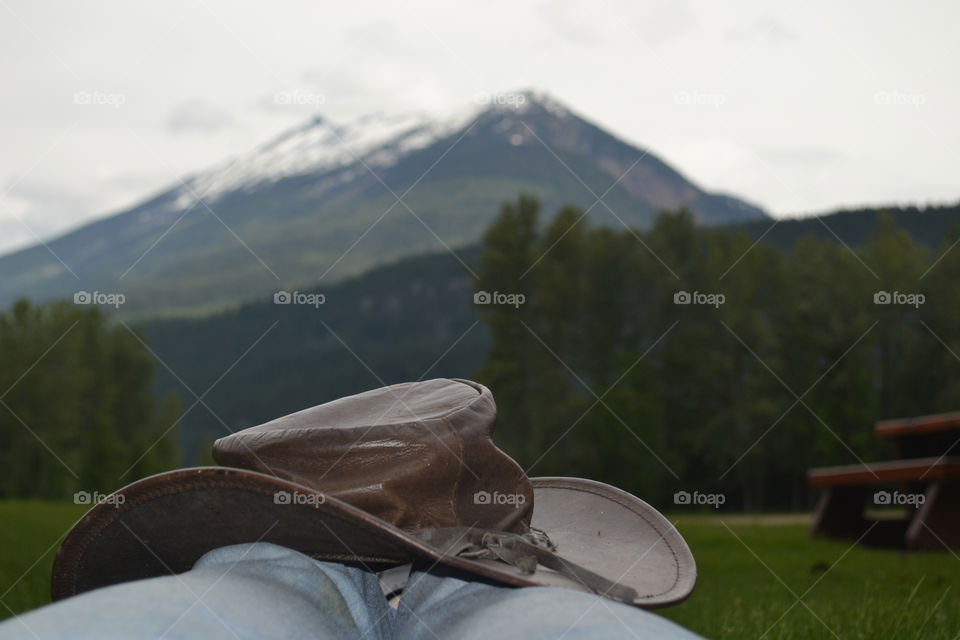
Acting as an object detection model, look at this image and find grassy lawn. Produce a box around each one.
[662,514,959,639]
[1,503,958,638]
[0,502,86,621]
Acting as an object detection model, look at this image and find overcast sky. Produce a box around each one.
[1,0,957,254]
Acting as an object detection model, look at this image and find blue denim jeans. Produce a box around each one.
[0,543,703,639]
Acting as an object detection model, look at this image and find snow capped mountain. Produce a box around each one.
[176,103,483,208]
[0,89,766,317]
[174,90,575,209]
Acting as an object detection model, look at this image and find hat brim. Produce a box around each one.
[52,468,695,608]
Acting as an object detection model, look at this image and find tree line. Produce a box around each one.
[3,195,959,511]
[0,300,180,499]
[475,195,960,510]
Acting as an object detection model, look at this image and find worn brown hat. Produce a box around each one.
[52,379,696,608]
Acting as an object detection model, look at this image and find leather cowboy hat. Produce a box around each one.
[52,379,696,608]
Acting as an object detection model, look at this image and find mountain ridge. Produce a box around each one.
[0,90,766,317]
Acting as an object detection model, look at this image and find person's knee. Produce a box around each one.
[397,580,703,640]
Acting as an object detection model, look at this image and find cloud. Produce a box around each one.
[5,180,82,219]
[164,100,236,134]
[258,63,449,118]
[0,218,32,255]
[0,169,174,255]
[0,181,84,253]
[255,17,454,119]
[539,0,697,48]
[726,17,798,46]
[759,148,842,166]
[341,20,410,54]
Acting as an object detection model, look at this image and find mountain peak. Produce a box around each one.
[169,87,764,223]
[515,88,569,111]
[177,89,572,207]
[176,108,460,207]
[474,88,571,118]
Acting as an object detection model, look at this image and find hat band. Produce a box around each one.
[415,526,638,603]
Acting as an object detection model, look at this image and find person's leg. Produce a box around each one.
[0,543,395,640]
[395,563,704,640]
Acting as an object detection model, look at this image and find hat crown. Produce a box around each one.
[213,378,533,534]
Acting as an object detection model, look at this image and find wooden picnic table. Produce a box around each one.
[807,412,960,549]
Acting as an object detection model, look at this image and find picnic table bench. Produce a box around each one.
[807,412,960,549]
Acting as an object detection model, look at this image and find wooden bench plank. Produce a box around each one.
[807,457,960,487]
[875,411,960,438]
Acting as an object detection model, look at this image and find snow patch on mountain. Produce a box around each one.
[173,104,486,210]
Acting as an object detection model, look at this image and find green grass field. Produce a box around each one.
[1,504,957,638]
[662,514,958,639]
[0,502,87,621]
